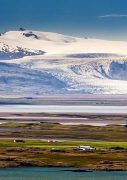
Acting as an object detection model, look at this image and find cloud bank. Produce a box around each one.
[99,14,127,18]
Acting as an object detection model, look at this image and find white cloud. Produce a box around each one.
[99,14,127,18]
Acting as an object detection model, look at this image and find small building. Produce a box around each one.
[13,139,25,143]
[74,146,96,152]
[47,139,57,143]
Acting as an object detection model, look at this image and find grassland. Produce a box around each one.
[0,122,127,170]
[0,122,127,141]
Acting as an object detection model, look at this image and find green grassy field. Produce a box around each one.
[0,139,127,149]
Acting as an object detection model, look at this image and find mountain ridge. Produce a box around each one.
[1,29,127,56]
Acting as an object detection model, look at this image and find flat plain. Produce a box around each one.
[0,96,127,170]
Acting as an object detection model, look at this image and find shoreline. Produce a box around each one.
[0,163,127,171]
[0,113,127,127]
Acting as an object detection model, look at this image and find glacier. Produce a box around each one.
[0,29,127,96]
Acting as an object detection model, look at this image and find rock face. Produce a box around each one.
[0,29,127,96]
[0,45,45,60]
[0,41,45,60]
[22,32,39,39]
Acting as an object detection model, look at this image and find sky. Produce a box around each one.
[0,0,127,40]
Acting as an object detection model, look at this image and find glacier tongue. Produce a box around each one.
[1,54,127,96]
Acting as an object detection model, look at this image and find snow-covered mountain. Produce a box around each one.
[0,28,127,96]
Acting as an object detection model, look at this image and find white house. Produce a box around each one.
[75,146,96,151]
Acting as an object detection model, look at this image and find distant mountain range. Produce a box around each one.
[0,28,127,96]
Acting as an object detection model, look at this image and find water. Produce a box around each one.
[0,168,127,180]
[1,105,127,114]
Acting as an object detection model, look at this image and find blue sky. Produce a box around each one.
[1,0,127,40]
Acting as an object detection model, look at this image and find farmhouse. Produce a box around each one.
[75,146,96,151]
